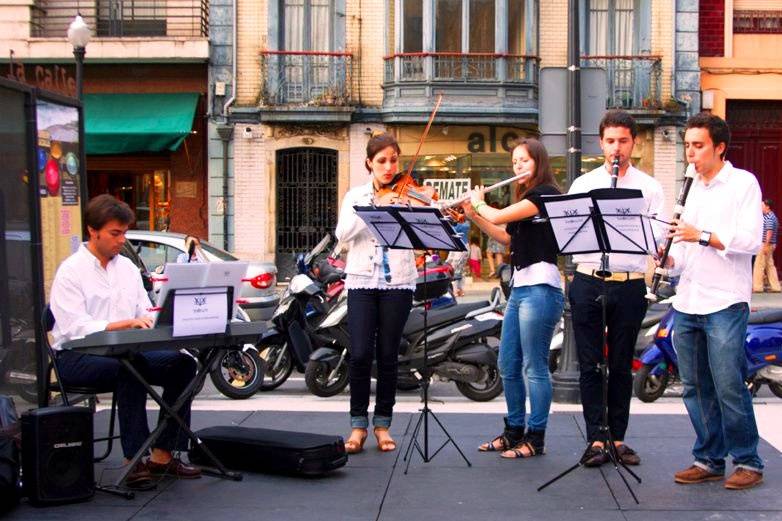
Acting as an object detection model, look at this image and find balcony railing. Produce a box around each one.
[734,10,782,34]
[384,53,539,84]
[581,55,662,110]
[31,0,208,38]
[260,51,353,106]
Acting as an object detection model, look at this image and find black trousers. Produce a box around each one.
[347,288,413,423]
[569,272,647,442]
[57,350,196,459]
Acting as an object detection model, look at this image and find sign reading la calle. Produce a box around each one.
[7,59,77,98]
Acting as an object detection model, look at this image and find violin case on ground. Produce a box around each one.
[189,426,347,476]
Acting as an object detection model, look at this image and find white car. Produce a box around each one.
[126,231,279,321]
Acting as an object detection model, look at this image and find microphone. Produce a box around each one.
[610,156,620,189]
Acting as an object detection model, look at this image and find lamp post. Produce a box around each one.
[67,15,91,101]
[551,0,582,403]
[68,15,91,215]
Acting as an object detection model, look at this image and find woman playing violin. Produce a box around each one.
[467,138,564,459]
[334,132,418,454]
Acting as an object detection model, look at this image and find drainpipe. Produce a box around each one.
[222,0,237,116]
[216,125,233,250]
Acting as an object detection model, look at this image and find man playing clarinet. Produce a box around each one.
[568,110,665,467]
[663,113,765,490]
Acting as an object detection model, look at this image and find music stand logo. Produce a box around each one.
[193,296,207,307]
[564,209,579,217]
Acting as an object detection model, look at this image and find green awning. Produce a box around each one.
[84,93,199,155]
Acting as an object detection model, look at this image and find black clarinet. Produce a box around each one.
[646,163,697,301]
[610,157,620,188]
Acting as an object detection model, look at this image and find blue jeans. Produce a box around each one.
[674,303,763,473]
[499,284,564,431]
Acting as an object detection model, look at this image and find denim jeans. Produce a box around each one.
[347,288,413,429]
[674,302,764,473]
[56,350,196,459]
[499,284,564,431]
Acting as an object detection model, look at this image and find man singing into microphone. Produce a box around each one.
[663,113,764,490]
[568,110,665,466]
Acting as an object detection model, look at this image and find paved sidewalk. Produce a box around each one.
[6,410,781,521]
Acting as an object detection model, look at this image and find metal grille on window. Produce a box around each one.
[275,147,338,281]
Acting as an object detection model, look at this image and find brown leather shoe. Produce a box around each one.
[125,461,156,490]
[147,457,202,479]
[725,468,763,490]
[674,465,724,484]
[615,444,641,465]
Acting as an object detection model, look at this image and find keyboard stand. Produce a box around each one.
[111,345,243,489]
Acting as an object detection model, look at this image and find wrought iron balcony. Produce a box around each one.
[580,55,662,111]
[384,52,539,84]
[259,51,353,106]
[734,10,782,34]
[31,0,208,38]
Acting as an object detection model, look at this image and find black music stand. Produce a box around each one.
[536,188,657,504]
[353,205,469,472]
[107,286,244,491]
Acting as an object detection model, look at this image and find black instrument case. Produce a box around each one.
[189,426,347,476]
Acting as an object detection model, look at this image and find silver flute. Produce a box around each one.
[442,171,533,209]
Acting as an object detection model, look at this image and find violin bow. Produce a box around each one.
[400,94,444,190]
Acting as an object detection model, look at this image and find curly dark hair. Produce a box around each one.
[599,109,638,139]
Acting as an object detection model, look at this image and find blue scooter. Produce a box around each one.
[633,306,782,402]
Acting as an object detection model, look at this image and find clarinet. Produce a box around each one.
[646,163,697,301]
[610,157,620,188]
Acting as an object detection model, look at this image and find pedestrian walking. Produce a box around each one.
[752,198,781,292]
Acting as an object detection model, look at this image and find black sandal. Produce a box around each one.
[501,429,545,459]
[478,418,525,452]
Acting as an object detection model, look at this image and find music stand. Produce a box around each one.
[536,188,657,504]
[353,204,470,472]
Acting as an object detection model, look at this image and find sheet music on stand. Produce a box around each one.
[541,188,657,256]
[353,205,467,252]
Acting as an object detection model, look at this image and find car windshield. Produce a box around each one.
[199,241,237,261]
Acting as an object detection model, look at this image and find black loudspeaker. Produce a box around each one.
[21,407,94,505]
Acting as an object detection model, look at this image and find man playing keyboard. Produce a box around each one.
[49,194,201,488]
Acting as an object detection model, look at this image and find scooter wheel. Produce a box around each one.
[633,363,669,403]
[209,349,265,399]
[769,382,782,399]
[455,365,503,402]
[305,360,349,397]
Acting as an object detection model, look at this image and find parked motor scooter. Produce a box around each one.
[305,283,504,401]
[634,306,782,402]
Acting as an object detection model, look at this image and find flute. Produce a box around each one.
[442,171,533,210]
[646,163,697,301]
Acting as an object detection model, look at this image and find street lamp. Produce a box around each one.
[67,15,91,100]
[68,15,91,218]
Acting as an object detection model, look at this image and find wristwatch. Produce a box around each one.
[698,231,712,247]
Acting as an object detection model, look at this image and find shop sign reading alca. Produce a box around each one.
[422,178,470,203]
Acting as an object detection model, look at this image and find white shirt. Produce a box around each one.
[568,164,666,272]
[50,244,153,350]
[512,262,562,289]
[669,161,762,315]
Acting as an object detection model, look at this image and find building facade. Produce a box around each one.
[207,0,692,278]
[699,0,782,271]
[1,0,211,238]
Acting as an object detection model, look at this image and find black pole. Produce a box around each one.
[551,0,582,403]
[73,46,89,215]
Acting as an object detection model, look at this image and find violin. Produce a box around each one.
[371,95,464,222]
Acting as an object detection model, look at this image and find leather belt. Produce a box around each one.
[576,265,645,282]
